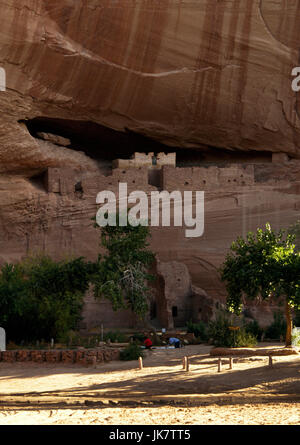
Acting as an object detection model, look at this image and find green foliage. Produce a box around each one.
[288,221,300,252]
[120,343,144,361]
[103,330,127,343]
[91,213,156,318]
[234,329,257,348]
[221,224,300,347]
[131,333,146,344]
[221,224,300,315]
[291,327,300,346]
[0,255,91,343]
[265,312,286,340]
[186,320,208,341]
[243,320,264,339]
[207,311,257,347]
[207,312,234,347]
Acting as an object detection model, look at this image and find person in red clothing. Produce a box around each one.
[143,337,153,350]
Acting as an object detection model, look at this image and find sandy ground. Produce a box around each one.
[0,344,299,425]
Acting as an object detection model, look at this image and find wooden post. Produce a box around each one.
[92,356,97,368]
[101,324,104,342]
[138,357,143,370]
[268,355,273,368]
[185,356,189,372]
[182,357,186,369]
[218,358,222,372]
[229,357,233,370]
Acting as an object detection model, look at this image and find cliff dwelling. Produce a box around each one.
[1,0,300,336]
[9,116,296,331]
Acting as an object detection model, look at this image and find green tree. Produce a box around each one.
[0,255,91,342]
[220,224,300,347]
[91,213,156,318]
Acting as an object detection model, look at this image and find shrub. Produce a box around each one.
[120,343,144,361]
[291,327,300,346]
[207,312,233,347]
[265,312,286,340]
[186,320,208,341]
[207,311,257,347]
[243,320,263,339]
[0,255,91,343]
[234,329,257,348]
[104,330,127,343]
[131,333,145,344]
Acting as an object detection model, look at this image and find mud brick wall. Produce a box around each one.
[111,168,150,190]
[0,348,120,364]
[81,167,154,196]
[162,165,255,191]
[113,152,176,169]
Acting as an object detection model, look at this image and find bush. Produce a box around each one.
[131,333,145,344]
[234,329,257,348]
[0,255,91,343]
[120,343,144,361]
[207,312,233,347]
[186,320,208,341]
[104,330,127,343]
[243,320,263,339]
[291,327,300,346]
[265,312,286,340]
[207,312,257,347]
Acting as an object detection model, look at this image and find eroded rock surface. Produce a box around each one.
[0,0,299,170]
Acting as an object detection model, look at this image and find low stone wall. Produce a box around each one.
[0,348,120,364]
[210,347,299,357]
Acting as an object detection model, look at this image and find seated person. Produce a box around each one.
[144,337,153,349]
[168,337,181,348]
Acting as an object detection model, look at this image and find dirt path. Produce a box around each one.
[0,344,299,425]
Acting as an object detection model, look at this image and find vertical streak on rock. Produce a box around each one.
[124,0,170,117]
[103,1,139,113]
[205,1,226,126]
[191,0,225,126]
[225,0,240,125]
[259,0,300,142]
[235,0,253,130]
[174,0,183,36]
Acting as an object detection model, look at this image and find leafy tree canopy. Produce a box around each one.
[0,255,91,342]
[220,224,300,346]
[91,213,156,318]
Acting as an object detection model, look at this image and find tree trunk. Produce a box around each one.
[285,300,293,347]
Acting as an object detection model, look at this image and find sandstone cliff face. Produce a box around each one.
[0,1,300,328]
[0,0,299,169]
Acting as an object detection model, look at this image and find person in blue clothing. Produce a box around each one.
[168,337,181,348]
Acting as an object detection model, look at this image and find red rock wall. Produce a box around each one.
[0,0,300,177]
[0,1,300,328]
